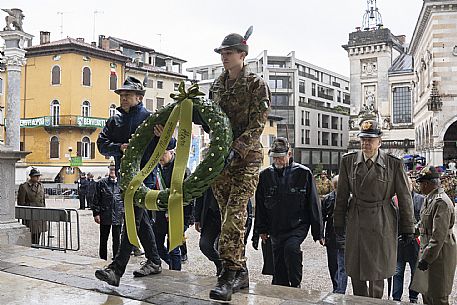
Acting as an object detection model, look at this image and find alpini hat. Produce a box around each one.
[357,119,382,138]
[269,137,290,157]
[214,26,253,55]
[416,166,440,182]
[114,76,146,96]
[29,168,41,177]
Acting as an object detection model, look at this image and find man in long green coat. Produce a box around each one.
[17,168,47,244]
[416,166,456,305]
[334,119,415,299]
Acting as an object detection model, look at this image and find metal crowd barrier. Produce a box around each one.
[15,206,80,252]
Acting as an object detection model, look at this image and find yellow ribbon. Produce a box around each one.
[123,97,193,252]
[124,105,180,248]
[168,98,192,251]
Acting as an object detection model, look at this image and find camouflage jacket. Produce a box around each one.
[210,65,271,161]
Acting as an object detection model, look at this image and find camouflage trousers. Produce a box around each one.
[212,162,260,270]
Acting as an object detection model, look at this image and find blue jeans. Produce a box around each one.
[392,240,419,302]
[326,246,348,294]
[154,226,182,271]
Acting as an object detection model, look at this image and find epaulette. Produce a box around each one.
[387,152,401,160]
[343,151,357,157]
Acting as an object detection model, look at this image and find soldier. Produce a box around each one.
[316,170,333,198]
[17,168,47,245]
[334,119,415,299]
[208,26,271,302]
[254,137,322,288]
[416,166,456,305]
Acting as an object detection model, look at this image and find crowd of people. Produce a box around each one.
[17,27,456,304]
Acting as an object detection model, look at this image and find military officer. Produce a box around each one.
[334,119,415,299]
[416,166,456,305]
[209,26,271,302]
[316,170,333,198]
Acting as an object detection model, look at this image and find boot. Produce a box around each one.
[209,269,236,302]
[95,267,120,287]
[232,267,249,292]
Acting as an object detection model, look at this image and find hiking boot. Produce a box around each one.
[209,269,236,302]
[133,260,162,277]
[232,267,249,292]
[95,267,120,287]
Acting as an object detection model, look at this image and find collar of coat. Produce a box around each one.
[212,64,251,92]
[354,149,386,168]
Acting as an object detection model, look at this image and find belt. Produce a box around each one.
[353,198,390,208]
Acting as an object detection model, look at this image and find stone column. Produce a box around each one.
[0,30,33,246]
[0,30,33,151]
[0,146,30,246]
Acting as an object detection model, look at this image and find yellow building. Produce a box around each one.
[20,33,128,183]
[261,115,283,169]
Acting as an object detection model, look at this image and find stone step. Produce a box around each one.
[0,244,411,304]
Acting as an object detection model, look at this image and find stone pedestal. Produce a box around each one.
[0,30,33,151]
[0,145,30,246]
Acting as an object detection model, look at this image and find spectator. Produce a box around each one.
[92,165,124,261]
[17,168,47,244]
[76,172,89,210]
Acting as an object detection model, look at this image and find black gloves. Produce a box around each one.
[400,233,416,245]
[252,235,259,250]
[417,259,429,271]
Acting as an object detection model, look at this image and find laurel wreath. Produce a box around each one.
[119,84,233,210]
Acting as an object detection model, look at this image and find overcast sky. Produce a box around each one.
[3,0,423,77]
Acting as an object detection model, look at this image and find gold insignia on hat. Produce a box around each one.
[361,121,373,131]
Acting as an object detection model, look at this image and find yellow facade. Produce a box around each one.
[260,117,281,169]
[19,38,127,182]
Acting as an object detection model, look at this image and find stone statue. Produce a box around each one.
[2,8,24,31]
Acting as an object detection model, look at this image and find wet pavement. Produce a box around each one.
[0,243,416,305]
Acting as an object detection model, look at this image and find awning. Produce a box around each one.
[77,166,110,180]
[26,166,62,182]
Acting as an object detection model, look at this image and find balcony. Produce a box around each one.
[298,71,319,81]
[318,91,334,101]
[20,116,107,132]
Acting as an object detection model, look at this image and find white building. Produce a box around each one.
[410,0,457,166]
[188,50,350,172]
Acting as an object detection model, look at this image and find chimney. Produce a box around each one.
[101,37,110,50]
[98,35,105,49]
[91,41,96,47]
[76,38,85,43]
[40,31,50,45]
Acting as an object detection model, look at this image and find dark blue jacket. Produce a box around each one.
[97,102,158,186]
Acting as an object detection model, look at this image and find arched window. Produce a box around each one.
[50,100,60,126]
[109,104,117,117]
[82,100,91,117]
[81,136,91,158]
[51,65,61,85]
[50,136,59,159]
[82,67,91,86]
[109,73,117,90]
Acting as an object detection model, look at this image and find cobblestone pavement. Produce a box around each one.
[45,198,457,304]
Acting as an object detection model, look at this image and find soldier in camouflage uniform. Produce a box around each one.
[316,170,333,198]
[209,27,271,302]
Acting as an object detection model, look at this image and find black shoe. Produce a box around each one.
[132,248,144,256]
[232,267,249,292]
[133,260,162,277]
[209,269,236,302]
[181,254,188,263]
[95,267,120,287]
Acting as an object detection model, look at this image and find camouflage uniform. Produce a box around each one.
[316,175,333,197]
[210,65,270,270]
